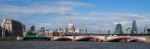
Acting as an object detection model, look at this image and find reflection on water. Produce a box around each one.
[0,41,150,49]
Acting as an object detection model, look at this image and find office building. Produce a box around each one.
[114,23,123,34]
[131,20,138,34]
[1,18,24,37]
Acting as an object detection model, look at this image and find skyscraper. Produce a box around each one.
[147,29,150,34]
[114,23,123,34]
[131,20,138,34]
[127,28,132,34]
[30,25,35,32]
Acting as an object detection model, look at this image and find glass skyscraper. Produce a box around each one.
[114,23,123,34]
[131,20,138,34]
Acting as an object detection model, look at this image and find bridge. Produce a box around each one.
[17,34,150,42]
[52,35,150,42]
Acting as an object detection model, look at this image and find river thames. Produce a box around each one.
[0,41,150,49]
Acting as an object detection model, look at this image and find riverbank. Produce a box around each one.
[0,37,17,41]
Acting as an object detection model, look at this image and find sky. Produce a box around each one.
[0,0,150,33]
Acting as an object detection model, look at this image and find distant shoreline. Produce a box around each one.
[0,37,17,41]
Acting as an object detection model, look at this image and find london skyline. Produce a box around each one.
[0,0,150,33]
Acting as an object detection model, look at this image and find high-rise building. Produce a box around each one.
[144,27,148,34]
[147,29,150,34]
[127,28,132,34]
[108,30,111,34]
[27,25,36,34]
[30,25,35,32]
[114,23,123,34]
[1,18,24,37]
[85,29,88,34]
[131,20,138,34]
[40,27,45,33]
[29,25,35,33]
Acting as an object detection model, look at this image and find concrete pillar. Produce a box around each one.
[73,36,76,41]
[104,35,108,42]
[127,35,130,42]
[90,38,99,42]
[51,37,54,41]
[98,38,102,42]
[146,36,150,42]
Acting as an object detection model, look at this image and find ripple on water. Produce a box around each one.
[0,41,150,49]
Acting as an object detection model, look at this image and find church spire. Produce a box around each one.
[69,16,73,24]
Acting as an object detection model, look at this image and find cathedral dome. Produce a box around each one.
[67,23,75,29]
[68,23,74,27]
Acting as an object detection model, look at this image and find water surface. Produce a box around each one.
[0,41,150,49]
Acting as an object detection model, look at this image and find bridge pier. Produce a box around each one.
[103,35,108,42]
[146,36,150,42]
[72,36,76,41]
[127,35,131,42]
[50,37,54,41]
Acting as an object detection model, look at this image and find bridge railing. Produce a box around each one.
[53,33,150,36]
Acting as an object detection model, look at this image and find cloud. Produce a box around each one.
[0,3,72,18]
[0,1,94,19]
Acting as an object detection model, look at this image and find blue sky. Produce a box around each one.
[0,0,150,33]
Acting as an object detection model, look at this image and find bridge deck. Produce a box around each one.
[57,34,150,36]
